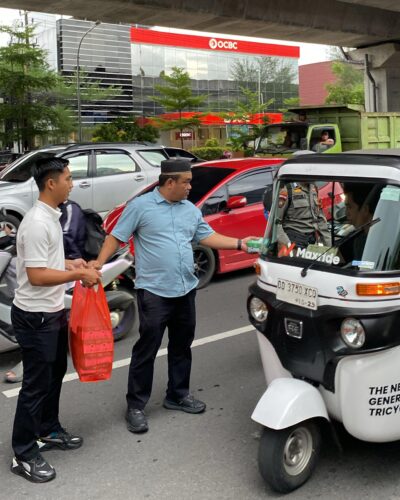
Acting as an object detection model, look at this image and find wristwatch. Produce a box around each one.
[237,239,242,250]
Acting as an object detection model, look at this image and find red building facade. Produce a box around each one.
[299,61,337,106]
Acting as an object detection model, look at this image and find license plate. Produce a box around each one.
[276,279,318,310]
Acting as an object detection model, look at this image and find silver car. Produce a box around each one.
[0,142,201,230]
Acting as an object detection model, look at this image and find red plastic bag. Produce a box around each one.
[69,281,114,382]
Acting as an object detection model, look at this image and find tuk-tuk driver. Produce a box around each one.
[342,182,381,259]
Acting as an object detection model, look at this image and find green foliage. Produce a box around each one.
[204,138,219,147]
[152,67,207,147]
[92,117,159,143]
[0,23,75,149]
[222,87,274,152]
[190,146,225,161]
[226,135,248,152]
[153,67,206,113]
[283,96,300,107]
[325,61,364,105]
[58,70,121,102]
[280,96,301,120]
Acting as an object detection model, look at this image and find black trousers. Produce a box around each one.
[11,305,68,461]
[126,288,196,410]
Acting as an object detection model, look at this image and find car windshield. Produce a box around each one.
[136,149,169,167]
[0,151,39,182]
[164,148,196,160]
[261,178,400,272]
[257,124,307,154]
[188,167,235,204]
[0,153,12,163]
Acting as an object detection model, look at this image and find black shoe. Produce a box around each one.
[38,428,83,451]
[163,394,206,414]
[126,408,148,433]
[11,453,56,483]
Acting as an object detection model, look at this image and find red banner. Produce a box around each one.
[154,112,283,126]
[131,27,299,59]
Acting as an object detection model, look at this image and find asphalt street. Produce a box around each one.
[1,269,400,499]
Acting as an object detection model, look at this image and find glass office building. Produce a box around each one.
[131,27,299,118]
[55,20,299,141]
[57,19,133,126]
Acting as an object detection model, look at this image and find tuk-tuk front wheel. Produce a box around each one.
[258,420,321,493]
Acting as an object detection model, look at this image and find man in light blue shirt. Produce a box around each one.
[92,159,256,434]
[113,182,213,297]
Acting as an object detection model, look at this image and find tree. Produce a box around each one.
[325,61,364,105]
[57,69,121,107]
[91,117,159,143]
[222,86,274,153]
[279,96,300,120]
[230,56,297,86]
[152,67,207,148]
[327,46,349,62]
[0,23,74,150]
[282,96,300,107]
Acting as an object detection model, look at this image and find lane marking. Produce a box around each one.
[2,325,254,399]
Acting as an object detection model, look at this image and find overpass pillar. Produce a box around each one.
[352,43,400,112]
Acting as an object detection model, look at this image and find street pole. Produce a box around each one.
[76,20,101,142]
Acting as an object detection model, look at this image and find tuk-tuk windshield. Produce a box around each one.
[261,179,400,272]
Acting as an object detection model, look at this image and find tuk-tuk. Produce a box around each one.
[247,151,400,493]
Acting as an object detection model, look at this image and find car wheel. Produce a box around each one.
[107,287,138,342]
[193,245,216,289]
[0,213,20,236]
[258,421,321,493]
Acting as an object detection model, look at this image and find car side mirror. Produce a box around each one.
[226,195,247,210]
[262,185,273,211]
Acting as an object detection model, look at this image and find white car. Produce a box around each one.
[0,142,201,231]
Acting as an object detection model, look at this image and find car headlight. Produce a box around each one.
[249,296,268,322]
[340,318,365,348]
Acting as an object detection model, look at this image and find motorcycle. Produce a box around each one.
[0,239,137,353]
[247,152,400,493]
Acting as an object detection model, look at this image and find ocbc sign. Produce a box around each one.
[209,38,238,51]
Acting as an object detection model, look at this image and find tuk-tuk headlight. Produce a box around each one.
[249,296,268,322]
[340,318,365,348]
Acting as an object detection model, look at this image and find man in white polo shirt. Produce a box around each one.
[10,154,101,484]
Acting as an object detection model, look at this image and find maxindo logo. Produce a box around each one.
[209,38,238,50]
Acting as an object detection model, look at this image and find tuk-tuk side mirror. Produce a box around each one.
[263,185,273,211]
[226,195,247,210]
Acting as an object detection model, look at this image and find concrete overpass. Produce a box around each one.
[1,0,399,48]
[1,0,400,110]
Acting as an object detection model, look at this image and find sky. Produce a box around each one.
[0,7,331,66]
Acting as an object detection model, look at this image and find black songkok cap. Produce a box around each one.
[160,158,191,175]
